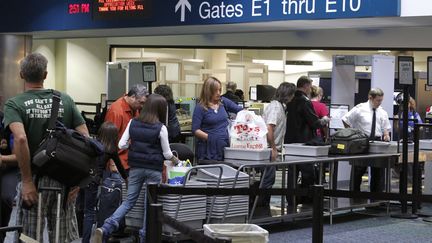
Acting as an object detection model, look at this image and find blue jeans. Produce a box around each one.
[82,182,98,243]
[103,167,161,241]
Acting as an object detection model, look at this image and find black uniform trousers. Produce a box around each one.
[352,137,385,192]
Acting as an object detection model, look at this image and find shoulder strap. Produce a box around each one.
[166,104,169,126]
[48,90,62,131]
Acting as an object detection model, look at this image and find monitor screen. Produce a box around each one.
[329,104,350,129]
[248,108,261,115]
[256,84,276,102]
[249,86,257,101]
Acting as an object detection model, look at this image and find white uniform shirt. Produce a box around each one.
[262,100,286,151]
[342,100,391,137]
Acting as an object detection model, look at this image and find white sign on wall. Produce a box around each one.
[398,56,413,85]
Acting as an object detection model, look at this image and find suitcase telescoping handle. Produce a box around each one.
[36,187,62,243]
[38,187,62,193]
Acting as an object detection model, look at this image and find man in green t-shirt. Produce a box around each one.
[3,53,88,242]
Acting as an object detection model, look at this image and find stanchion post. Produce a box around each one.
[412,124,420,214]
[392,85,417,219]
[401,86,409,213]
[147,203,162,243]
[312,185,324,243]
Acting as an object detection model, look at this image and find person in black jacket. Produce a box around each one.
[222,81,242,103]
[284,76,329,205]
[154,85,181,143]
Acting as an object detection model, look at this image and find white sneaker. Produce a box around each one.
[92,228,104,243]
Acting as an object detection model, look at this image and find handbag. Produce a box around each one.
[32,90,102,187]
[329,128,369,155]
[97,172,123,227]
[164,159,192,185]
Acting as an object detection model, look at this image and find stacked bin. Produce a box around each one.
[158,180,208,234]
[196,164,249,223]
[124,180,207,232]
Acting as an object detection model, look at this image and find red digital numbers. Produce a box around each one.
[69,3,90,14]
[81,4,90,13]
[69,4,80,14]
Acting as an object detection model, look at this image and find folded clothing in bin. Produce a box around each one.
[203,224,269,243]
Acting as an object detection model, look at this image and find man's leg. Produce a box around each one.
[258,166,276,206]
[286,165,298,206]
[298,164,315,204]
[353,166,367,192]
[370,167,385,193]
[82,183,99,243]
[42,177,79,243]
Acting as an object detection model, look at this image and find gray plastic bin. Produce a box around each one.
[224,148,271,161]
[203,224,269,243]
[283,143,330,156]
[420,139,432,150]
[369,141,398,153]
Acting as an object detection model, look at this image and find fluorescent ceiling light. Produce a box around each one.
[310,49,324,52]
[377,50,391,53]
[182,59,204,62]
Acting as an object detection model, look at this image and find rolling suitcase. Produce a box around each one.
[3,186,64,243]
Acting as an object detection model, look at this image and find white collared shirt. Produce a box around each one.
[342,101,391,137]
[262,100,286,151]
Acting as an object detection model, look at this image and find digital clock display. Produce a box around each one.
[93,0,152,19]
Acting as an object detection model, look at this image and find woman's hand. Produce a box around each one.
[171,156,180,166]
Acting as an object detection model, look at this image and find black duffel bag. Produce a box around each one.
[329,128,369,155]
[32,90,102,187]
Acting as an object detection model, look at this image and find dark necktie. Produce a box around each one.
[370,108,376,139]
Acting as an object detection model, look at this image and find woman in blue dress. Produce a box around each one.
[397,97,422,141]
[192,77,242,161]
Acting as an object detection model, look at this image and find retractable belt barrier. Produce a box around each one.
[146,181,432,243]
[146,184,323,243]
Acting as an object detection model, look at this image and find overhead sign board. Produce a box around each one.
[398,56,414,85]
[0,0,401,32]
[428,56,432,86]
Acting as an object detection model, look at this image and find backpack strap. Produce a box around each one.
[47,90,62,132]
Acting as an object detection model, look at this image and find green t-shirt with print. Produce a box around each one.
[3,89,85,156]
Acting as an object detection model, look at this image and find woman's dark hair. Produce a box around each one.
[138,94,167,124]
[97,121,119,154]
[273,82,296,105]
[234,89,244,100]
[154,84,174,103]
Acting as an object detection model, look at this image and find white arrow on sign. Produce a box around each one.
[175,0,191,22]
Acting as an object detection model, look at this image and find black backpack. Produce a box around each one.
[329,128,369,155]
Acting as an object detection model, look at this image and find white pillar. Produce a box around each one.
[331,56,357,184]
[371,55,396,116]
[0,35,32,109]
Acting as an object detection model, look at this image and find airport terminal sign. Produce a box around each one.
[173,0,400,23]
[0,0,400,32]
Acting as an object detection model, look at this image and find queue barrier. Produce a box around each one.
[146,179,432,243]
